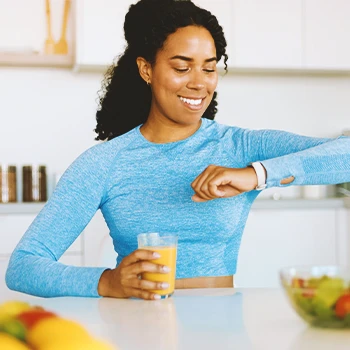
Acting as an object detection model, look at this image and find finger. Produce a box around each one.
[126,278,170,291]
[130,261,171,275]
[210,172,233,189]
[191,164,215,189]
[191,171,208,191]
[192,171,229,202]
[200,171,226,198]
[208,182,226,197]
[191,194,210,202]
[122,249,160,267]
[206,173,227,197]
[192,167,216,200]
[126,287,162,300]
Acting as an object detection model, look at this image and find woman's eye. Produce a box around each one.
[174,68,189,73]
[203,69,215,73]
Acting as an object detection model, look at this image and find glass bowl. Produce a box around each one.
[280,265,350,328]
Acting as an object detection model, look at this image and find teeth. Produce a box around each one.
[179,97,202,106]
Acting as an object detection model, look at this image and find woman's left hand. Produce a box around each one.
[191,165,258,202]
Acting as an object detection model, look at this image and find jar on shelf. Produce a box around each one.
[0,165,17,203]
[22,165,47,202]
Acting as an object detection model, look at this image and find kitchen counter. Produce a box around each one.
[1,263,350,350]
[0,197,349,214]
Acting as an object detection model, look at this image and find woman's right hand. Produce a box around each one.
[97,249,171,300]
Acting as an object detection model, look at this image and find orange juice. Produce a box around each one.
[142,246,177,296]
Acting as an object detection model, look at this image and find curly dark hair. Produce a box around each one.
[95,0,228,141]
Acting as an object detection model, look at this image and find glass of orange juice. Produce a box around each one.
[137,232,178,299]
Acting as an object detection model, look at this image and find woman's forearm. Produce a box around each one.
[260,136,350,187]
[6,252,108,298]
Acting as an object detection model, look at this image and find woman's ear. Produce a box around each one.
[136,57,152,85]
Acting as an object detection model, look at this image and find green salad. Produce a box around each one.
[286,276,350,328]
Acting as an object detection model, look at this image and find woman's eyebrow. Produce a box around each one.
[169,55,217,62]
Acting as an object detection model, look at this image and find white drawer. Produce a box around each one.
[0,215,82,255]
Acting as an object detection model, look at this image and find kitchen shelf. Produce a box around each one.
[0,198,348,215]
[0,203,46,214]
[73,62,350,76]
[0,53,74,68]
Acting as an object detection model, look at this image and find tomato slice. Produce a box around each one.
[335,294,350,318]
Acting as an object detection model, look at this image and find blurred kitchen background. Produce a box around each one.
[0,0,349,288]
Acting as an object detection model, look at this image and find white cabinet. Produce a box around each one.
[83,211,116,268]
[304,0,350,70]
[0,214,83,266]
[233,0,303,69]
[74,0,350,72]
[75,0,131,68]
[235,208,348,288]
[192,0,234,68]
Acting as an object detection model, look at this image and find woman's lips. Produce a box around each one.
[178,96,206,111]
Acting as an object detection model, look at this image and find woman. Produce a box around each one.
[6,0,350,300]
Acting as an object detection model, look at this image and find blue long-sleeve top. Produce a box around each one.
[5,118,350,297]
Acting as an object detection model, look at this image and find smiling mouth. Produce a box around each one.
[178,96,206,110]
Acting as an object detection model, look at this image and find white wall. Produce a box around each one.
[217,72,350,136]
[1,67,349,198]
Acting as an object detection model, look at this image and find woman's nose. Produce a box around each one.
[186,71,205,90]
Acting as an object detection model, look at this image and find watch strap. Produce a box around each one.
[250,162,267,191]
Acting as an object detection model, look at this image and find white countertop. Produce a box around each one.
[1,267,350,350]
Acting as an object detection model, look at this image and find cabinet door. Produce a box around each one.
[75,0,131,68]
[235,209,337,288]
[192,0,234,68]
[233,0,303,69]
[304,0,350,70]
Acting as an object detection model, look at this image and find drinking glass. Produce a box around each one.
[137,233,178,298]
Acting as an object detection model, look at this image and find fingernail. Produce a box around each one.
[162,266,171,273]
[153,252,161,258]
[154,294,161,300]
[161,283,170,289]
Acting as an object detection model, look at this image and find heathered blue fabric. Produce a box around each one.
[5,119,350,297]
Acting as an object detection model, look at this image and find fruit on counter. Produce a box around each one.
[0,301,31,318]
[26,317,92,349]
[0,300,118,349]
[41,338,116,350]
[16,309,57,329]
[0,318,26,341]
[0,333,31,350]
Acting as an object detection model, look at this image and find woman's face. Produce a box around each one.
[148,25,218,126]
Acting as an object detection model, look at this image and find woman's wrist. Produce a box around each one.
[97,268,112,297]
[245,166,259,191]
[247,162,267,190]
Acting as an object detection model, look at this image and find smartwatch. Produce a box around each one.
[250,162,267,191]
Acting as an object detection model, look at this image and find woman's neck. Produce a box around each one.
[140,117,202,144]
